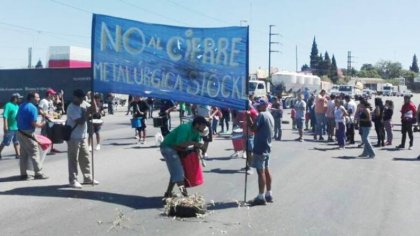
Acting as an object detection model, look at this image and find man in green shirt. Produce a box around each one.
[0,93,22,159]
[160,116,207,199]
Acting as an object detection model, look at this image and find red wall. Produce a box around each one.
[48,60,91,68]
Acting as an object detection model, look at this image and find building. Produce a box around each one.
[48,46,91,68]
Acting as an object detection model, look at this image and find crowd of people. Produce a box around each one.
[291,89,418,159]
[1,87,420,206]
[0,89,101,188]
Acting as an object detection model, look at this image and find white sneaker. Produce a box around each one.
[95,144,101,151]
[231,152,239,158]
[242,152,247,159]
[83,179,100,185]
[89,145,92,152]
[70,181,82,189]
[409,146,413,150]
[203,153,208,160]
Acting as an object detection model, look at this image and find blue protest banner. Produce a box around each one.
[92,14,248,110]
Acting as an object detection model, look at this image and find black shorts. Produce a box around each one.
[88,124,102,134]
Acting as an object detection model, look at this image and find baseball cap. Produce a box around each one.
[11,93,23,99]
[254,98,268,107]
[46,88,57,95]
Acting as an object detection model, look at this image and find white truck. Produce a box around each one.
[248,80,267,97]
[337,85,362,99]
[330,85,340,96]
[382,83,394,96]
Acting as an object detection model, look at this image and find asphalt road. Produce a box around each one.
[1,95,420,236]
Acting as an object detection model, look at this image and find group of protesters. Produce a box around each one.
[2,86,420,206]
[0,89,101,189]
[292,89,418,159]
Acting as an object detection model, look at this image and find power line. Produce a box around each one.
[0,21,89,39]
[118,0,191,26]
[165,0,232,25]
[49,0,92,14]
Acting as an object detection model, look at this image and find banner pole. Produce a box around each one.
[90,14,96,186]
[244,26,250,204]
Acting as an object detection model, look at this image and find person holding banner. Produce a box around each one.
[160,116,208,199]
[236,97,258,175]
[248,98,274,206]
[16,92,48,180]
[66,89,99,188]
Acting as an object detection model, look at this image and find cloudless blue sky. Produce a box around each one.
[1,0,419,72]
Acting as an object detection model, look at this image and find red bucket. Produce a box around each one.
[180,152,203,188]
[35,134,52,151]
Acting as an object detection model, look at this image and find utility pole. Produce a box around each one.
[268,25,280,91]
[28,47,32,69]
[347,51,352,75]
[295,45,298,72]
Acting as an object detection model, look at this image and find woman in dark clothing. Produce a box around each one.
[372,97,385,147]
[383,100,394,145]
[219,108,231,133]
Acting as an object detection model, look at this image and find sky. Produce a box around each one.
[1,0,420,72]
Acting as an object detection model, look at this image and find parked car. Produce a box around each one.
[402,90,413,97]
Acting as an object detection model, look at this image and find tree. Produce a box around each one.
[316,53,324,76]
[375,60,402,79]
[360,63,375,71]
[310,37,320,72]
[357,63,381,78]
[35,59,43,69]
[330,55,338,83]
[319,51,331,76]
[410,54,419,73]
[301,64,310,72]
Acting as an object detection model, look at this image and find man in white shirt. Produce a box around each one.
[344,95,357,144]
[66,89,99,188]
[39,88,56,122]
[39,88,60,153]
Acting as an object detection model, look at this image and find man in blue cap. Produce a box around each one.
[247,98,274,205]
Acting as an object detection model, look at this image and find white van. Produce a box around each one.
[248,80,266,97]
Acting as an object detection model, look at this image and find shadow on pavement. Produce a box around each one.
[0,175,25,182]
[381,148,402,152]
[303,139,320,143]
[0,185,163,209]
[204,168,243,175]
[129,146,159,149]
[104,137,136,141]
[106,142,138,146]
[393,157,420,161]
[332,156,358,160]
[208,201,239,211]
[313,147,339,151]
[279,139,299,142]
[204,157,233,161]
